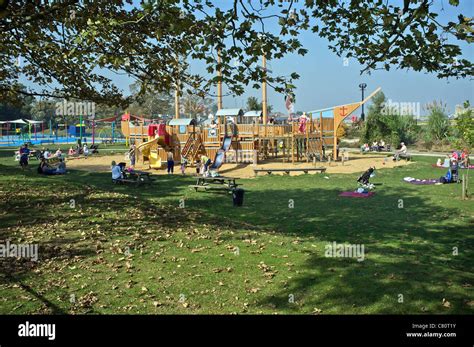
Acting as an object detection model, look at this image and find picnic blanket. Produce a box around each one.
[339,191,375,198]
[403,177,440,185]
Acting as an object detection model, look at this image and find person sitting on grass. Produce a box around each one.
[393,142,407,161]
[38,158,56,175]
[55,148,63,158]
[379,140,385,151]
[442,154,451,167]
[111,161,123,181]
[68,146,76,156]
[371,141,378,152]
[55,158,67,174]
[361,143,370,152]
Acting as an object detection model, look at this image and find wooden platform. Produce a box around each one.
[253,167,326,176]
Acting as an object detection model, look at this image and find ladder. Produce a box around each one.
[181,133,204,161]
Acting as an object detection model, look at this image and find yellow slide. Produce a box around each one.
[149,150,162,169]
[137,136,169,169]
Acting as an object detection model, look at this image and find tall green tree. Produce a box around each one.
[246,97,260,111]
[454,101,474,148]
[245,96,273,114]
[426,101,449,142]
[127,81,174,117]
[0,84,35,121]
[362,92,420,146]
[361,92,390,143]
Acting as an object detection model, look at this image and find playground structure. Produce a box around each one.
[121,87,381,169]
[0,115,124,147]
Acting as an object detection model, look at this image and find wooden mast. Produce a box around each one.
[262,54,268,125]
[217,49,223,111]
[174,53,180,119]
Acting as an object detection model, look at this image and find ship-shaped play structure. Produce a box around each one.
[121,87,381,169]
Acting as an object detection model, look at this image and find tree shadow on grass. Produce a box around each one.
[0,163,472,314]
[177,180,472,313]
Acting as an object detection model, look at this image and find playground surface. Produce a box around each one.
[64,152,412,178]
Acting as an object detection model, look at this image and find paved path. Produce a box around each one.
[342,148,450,157]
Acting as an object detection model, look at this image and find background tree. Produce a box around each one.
[245,96,273,114]
[426,101,450,143]
[246,97,260,111]
[181,93,215,120]
[127,81,174,118]
[453,101,474,148]
[361,92,420,146]
[361,92,391,143]
[0,84,35,121]
[1,1,471,107]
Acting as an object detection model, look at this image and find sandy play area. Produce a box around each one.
[66,152,412,178]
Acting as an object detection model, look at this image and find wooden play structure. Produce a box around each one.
[121,87,381,169]
[120,50,381,169]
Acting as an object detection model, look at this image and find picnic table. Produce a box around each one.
[113,170,154,186]
[125,170,154,184]
[190,176,241,192]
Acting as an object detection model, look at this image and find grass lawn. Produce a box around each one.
[0,148,472,314]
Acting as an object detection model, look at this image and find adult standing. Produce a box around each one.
[167,150,174,174]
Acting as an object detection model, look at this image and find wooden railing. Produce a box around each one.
[122,119,336,141]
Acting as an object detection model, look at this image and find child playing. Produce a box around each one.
[195,159,201,176]
[180,156,188,175]
[55,158,67,174]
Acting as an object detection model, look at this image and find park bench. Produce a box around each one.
[253,167,327,177]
